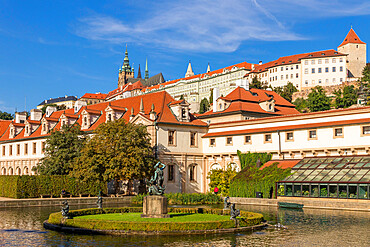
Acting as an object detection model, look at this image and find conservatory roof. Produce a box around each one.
[280,156,370,183]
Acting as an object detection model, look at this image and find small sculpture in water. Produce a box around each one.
[230,203,240,220]
[224,196,231,209]
[97,195,103,209]
[148,162,166,195]
[61,200,71,219]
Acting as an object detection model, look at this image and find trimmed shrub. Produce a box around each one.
[132,193,222,205]
[0,175,106,198]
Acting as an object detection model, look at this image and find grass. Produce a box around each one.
[75,213,233,222]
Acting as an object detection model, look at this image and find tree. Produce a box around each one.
[362,63,370,83]
[207,165,238,196]
[334,85,358,109]
[360,64,370,105]
[307,86,331,112]
[209,89,213,103]
[0,111,13,120]
[249,76,262,89]
[72,119,156,184]
[273,82,298,102]
[199,98,210,114]
[293,97,308,113]
[35,124,86,175]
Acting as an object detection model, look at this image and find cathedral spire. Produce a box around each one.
[185,60,194,78]
[206,63,211,73]
[137,64,142,79]
[145,58,149,79]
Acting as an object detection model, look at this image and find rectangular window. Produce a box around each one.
[319,79,322,84]
[332,58,336,63]
[309,130,317,139]
[190,132,197,147]
[339,58,343,62]
[311,60,315,65]
[340,78,343,82]
[264,134,272,143]
[168,130,175,145]
[286,74,288,79]
[305,80,308,85]
[333,78,336,83]
[281,75,284,80]
[325,59,329,64]
[2,146,5,156]
[24,143,28,155]
[325,67,329,73]
[318,68,322,73]
[17,144,20,155]
[332,67,336,72]
[340,66,343,72]
[318,59,322,64]
[286,66,288,70]
[286,132,294,141]
[281,67,283,71]
[304,68,308,74]
[189,165,196,182]
[210,138,216,146]
[245,135,251,144]
[33,142,37,154]
[291,74,293,79]
[334,128,343,138]
[226,137,233,145]
[168,165,174,181]
[312,68,315,74]
[296,65,299,69]
[304,60,308,65]
[296,73,299,78]
[362,126,370,136]
[9,145,13,156]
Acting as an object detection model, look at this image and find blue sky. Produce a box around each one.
[0,0,369,113]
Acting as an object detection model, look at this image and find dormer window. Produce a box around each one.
[43,124,46,132]
[181,109,186,119]
[108,114,112,121]
[25,126,29,135]
[84,117,87,126]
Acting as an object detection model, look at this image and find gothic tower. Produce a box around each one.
[145,58,149,80]
[185,60,194,78]
[118,45,134,87]
[337,28,367,78]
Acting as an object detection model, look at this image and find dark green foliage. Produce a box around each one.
[0,175,106,198]
[229,151,291,198]
[35,124,86,175]
[307,86,331,112]
[0,111,13,120]
[47,207,263,231]
[209,90,213,103]
[333,85,358,109]
[207,166,238,196]
[249,76,262,89]
[72,119,156,184]
[199,98,210,114]
[293,97,308,113]
[273,82,298,102]
[362,63,370,83]
[132,193,222,205]
[237,150,272,170]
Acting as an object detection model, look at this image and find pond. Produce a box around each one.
[0,202,369,246]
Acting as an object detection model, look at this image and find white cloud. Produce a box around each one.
[74,0,370,53]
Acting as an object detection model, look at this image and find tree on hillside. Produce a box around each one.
[249,76,262,89]
[273,82,298,102]
[360,64,370,105]
[293,97,308,113]
[199,98,210,114]
[0,111,13,120]
[72,119,156,184]
[333,85,358,109]
[35,123,86,175]
[362,63,370,83]
[307,86,331,112]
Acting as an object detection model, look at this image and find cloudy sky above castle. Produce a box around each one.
[0,0,369,113]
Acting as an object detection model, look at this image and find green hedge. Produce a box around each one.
[47,207,263,232]
[132,193,222,205]
[0,175,106,198]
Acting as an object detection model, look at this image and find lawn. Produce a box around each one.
[75,213,233,222]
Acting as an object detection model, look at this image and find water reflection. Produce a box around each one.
[0,203,369,246]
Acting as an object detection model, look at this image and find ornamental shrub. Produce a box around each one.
[132,193,222,205]
[0,175,106,198]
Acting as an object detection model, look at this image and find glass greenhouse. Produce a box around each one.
[278,156,370,199]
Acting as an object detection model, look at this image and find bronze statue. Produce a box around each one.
[61,200,71,219]
[97,195,103,209]
[148,162,166,195]
[230,203,240,220]
[224,196,231,209]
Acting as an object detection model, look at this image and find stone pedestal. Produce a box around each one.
[141,195,170,218]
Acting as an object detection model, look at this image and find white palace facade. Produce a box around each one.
[1,84,369,193]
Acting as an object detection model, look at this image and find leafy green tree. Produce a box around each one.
[293,97,308,112]
[307,86,331,112]
[199,98,210,114]
[35,124,86,175]
[361,64,370,105]
[72,119,156,184]
[0,111,13,120]
[362,63,370,83]
[207,165,238,196]
[273,82,298,102]
[333,85,358,109]
[249,76,262,89]
[209,89,213,103]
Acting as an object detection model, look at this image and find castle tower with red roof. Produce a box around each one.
[337,28,366,78]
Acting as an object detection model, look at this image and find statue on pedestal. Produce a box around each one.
[61,200,71,219]
[97,196,103,209]
[230,203,240,220]
[148,162,166,195]
[224,196,231,209]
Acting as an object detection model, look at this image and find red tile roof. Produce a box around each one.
[80,93,107,100]
[338,28,366,47]
[106,80,144,100]
[202,117,370,138]
[0,120,11,137]
[260,160,301,170]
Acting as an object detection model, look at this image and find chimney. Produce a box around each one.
[15,112,27,124]
[259,61,262,65]
[130,107,135,121]
[150,104,156,120]
[46,106,57,117]
[30,109,42,121]
[212,87,220,113]
[74,100,87,114]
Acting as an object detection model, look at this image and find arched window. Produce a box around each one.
[16,167,21,176]
[1,167,6,175]
[227,162,240,172]
[24,166,29,175]
[9,167,13,175]
[210,163,222,170]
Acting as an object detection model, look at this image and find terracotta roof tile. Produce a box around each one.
[338,28,366,47]
[260,160,301,170]
[80,93,107,100]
